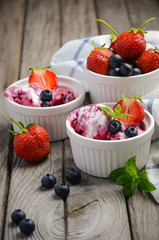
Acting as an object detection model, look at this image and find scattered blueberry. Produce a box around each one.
[41,101,52,107]
[11,209,26,224]
[19,219,35,235]
[55,184,70,200]
[40,90,52,101]
[66,169,81,184]
[120,63,133,76]
[125,126,138,137]
[109,67,122,76]
[132,67,142,76]
[108,120,122,134]
[109,54,123,68]
[108,47,116,54]
[41,174,57,189]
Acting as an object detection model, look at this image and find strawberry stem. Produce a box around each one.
[11,118,25,131]
[96,19,119,37]
[139,18,155,29]
[29,66,51,73]
[9,118,35,135]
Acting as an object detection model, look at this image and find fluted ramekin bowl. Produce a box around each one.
[4,76,85,142]
[66,103,154,178]
[84,61,159,103]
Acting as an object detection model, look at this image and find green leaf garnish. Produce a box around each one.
[98,104,133,120]
[108,156,156,198]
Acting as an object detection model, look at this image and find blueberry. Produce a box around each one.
[108,120,121,134]
[40,90,52,101]
[41,101,52,107]
[11,209,26,224]
[109,54,123,68]
[19,219,35,235]
[120,63,133,76]
[55,184,70,200]
[66,169,81,184]
[108,67,122,76]
[41,174,56,189]
[132,61,138,68]
[108,47,116,54]
[125,126,138,137]
[132,68,142,76]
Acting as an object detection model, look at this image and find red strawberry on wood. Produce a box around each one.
[113,96,144,124]
[9,119,50,162]
[137,48,159,73]
[29,66,58,90]
[87,40,114,75]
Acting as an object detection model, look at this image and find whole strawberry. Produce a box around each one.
[87,40,114,75]
[137,48,159,73]
[9,119,50,162]
[29,66,58,90]
[96,18,155,63]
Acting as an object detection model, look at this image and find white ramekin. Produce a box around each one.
[4,76,85,142]
[84,61,159,103]
[66,103,154,178]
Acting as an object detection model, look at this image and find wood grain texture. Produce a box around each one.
[0,0,25,239]
[20,0,61,78]
[64,139,131,240]
[0,0,25,88]
[61,0,98,44]
[4,142,65,240]
[96,0,131,35]
[128,189,159,240]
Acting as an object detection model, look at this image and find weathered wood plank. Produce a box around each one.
[20,0,61,78]
[3,0,65,239]
[61,0,98,44]
[0,0,26,239]
[95,0,131,35]
[64,139,131,240]
[4,143,65,240]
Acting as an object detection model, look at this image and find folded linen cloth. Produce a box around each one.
[50,31,159,203]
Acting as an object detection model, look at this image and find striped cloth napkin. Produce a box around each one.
[50,31,159,202]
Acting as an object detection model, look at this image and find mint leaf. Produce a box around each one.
[138,171,156,192]
[108,167,125,182]
[116,174,130,186]
[123,179,138,198]
[114,104,121,116]
[125,156,139,178]
[99,106,115,119]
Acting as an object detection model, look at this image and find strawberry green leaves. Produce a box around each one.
[108,156,156,198]
[99,104,133,120]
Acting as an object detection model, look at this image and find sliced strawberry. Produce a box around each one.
[113,96,144,123]
[28,66,58,90]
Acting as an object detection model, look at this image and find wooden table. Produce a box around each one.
[1,0,159,239]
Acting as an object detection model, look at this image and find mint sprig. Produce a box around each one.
[99,104,133,120]
[108,156,156,198]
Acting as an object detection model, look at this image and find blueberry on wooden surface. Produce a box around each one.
[41,174,56,189]
[19,219,35,235]
[11,209,26,225]
[55,184,70,200]
[66,169,81,184]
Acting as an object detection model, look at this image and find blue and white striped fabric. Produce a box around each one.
[50,31,159,202]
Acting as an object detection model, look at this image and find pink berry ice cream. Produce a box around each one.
[68,104,145,140]
[4,83,76,107]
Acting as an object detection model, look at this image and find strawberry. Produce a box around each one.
[137,48,159,73]
[28,66,58,90]
[96,18,155,63]
[9,119,50,162]
[113,96,144,124]
[87,40,114,75]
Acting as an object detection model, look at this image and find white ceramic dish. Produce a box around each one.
[66,103,154,178]
[5,76,85,142]
[84,61,159,103]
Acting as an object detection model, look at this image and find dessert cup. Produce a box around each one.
[66,103,154,178]
[84,61,159,103]
[5,76,85,142]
